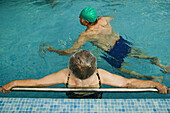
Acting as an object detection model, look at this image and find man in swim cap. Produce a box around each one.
[40,7,170,82]
[79,7,98,26]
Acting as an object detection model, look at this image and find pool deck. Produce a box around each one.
[0,98,169,113]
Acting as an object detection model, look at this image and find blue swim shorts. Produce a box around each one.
[101,36,132,68]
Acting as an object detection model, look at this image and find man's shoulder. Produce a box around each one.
[97,17,108,26]
[99,17,109,21]
[99,17,106,19]
[100,16,113,22]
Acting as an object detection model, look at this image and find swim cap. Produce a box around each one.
[80,7,97,23]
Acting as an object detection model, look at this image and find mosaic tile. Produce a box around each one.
[0,98,169,113]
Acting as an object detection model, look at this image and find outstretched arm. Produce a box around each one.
[0,69,68,93]
[48,32,88,56]
[99,69,170,94]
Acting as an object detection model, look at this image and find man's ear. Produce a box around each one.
[84,21,89,25]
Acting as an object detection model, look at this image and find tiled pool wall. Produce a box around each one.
[0,98,169,113]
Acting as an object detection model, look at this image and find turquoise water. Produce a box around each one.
[0,0,169,98]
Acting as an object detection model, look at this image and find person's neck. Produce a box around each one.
[87,24,95,28]
[72,71,97,87]
[87,22,97,28]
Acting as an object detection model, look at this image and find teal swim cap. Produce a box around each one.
[80,7,97,23]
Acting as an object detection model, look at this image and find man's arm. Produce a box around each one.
[0,69,68,93]
[48,32,88,56]
[99,69,170,94]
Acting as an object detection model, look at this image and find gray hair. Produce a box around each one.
[69,50,97,80]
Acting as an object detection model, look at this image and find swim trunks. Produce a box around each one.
[101,36,132,68]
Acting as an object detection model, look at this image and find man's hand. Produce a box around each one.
[47,47,54,51]
[39,43,51,58]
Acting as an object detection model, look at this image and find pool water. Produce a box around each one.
[0,0,170,98]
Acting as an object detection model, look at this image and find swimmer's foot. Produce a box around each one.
[151,75,164,83]
[150,57,159,65]
[160,65,170,74]
[150,58,170,74]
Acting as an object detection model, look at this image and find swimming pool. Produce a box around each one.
[0,0,169,98]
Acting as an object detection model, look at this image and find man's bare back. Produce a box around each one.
[84,17,120,51]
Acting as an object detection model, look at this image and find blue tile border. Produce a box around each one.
[0,98,169,113]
